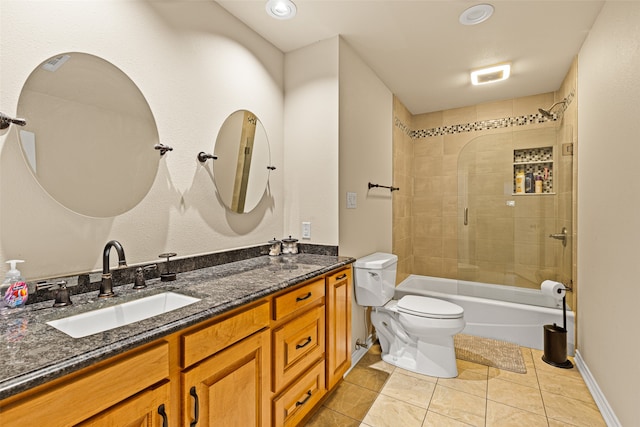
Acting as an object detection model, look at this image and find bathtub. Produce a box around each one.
[395,275,574,355]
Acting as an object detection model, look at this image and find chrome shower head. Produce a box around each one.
[538,99,567,119]
[538,108,554,119]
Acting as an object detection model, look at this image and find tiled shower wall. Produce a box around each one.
[392,58,577,294]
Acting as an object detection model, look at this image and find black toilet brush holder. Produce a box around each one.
[542,294,573,368]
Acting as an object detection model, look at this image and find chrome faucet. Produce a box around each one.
[99,240,127,297]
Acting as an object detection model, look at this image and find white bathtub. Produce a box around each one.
[395,275,574,355]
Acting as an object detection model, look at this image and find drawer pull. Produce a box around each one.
[336,274,347,280]
[190,386,200,427]
[295,390,313,407]
[158,404,168,427]
[296,336,313,349]
[296,292,312,302]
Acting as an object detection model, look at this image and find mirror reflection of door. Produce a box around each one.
[232,111,257,212]
[213,110,271,213]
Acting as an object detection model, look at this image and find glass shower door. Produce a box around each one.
[457,127,572,290]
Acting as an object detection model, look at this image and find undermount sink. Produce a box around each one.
[47,292,201,338]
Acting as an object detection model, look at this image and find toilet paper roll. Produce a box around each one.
[541,280,566,299]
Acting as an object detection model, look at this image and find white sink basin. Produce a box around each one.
[47,292,201,338]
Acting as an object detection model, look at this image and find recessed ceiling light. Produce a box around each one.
[470,64,511,85]
[459,4,494,26]
[266,0,297,20]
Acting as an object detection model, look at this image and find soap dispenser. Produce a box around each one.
[1,260,28,311]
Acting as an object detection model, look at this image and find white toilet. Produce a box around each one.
[354,253,465,378]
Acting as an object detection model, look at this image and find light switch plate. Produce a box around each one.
[302,222,311,239]
[347,192,357,209]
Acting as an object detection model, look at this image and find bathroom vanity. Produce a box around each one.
[0,253,353,426]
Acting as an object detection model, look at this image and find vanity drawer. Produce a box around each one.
[182,301,269,368]
[272,360,327,427]
[272,305,325,391]
[273,279,324,321]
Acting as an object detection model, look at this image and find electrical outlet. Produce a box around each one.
[302,222,311,239]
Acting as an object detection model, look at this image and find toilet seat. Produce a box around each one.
[397,295,463,319]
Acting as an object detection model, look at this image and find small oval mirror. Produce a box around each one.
[213,110,271,213]
[16,52,160,217]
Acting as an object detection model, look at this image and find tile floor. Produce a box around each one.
[303,343,606,427]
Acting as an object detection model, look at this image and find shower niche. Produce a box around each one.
[513,146,554,194]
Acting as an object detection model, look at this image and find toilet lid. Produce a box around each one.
[397,295,464,319]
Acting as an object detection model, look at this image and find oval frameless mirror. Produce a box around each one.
[16,52,160,217]
[213,110,271,213]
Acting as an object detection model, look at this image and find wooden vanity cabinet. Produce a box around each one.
[325,267,352,390]
[0,264,353,427]
[0,341,170,427]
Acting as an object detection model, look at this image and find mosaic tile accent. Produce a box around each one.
[394,92,574,139]
[513,146,553,163]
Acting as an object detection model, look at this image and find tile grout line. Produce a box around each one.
[529,347,553,427]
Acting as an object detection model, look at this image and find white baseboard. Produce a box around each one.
[344,335,375,377]
[574,350,621,427]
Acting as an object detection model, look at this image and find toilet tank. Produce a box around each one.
[353,253,398,307]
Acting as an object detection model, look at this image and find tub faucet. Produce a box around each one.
[99,240,127,297]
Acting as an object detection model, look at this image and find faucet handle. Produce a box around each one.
[158,253,177,282]
[52,281,72,307]
[133,265,158,289]
[133,267,146,289]
[36,280,69,292]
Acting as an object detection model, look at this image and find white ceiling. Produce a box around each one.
[216,0,604,114]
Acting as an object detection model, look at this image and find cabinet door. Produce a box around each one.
[182,329,270,427]
[325,268,352,390]
[76,381,170,427]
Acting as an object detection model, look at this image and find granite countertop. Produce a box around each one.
[0,253,354,400]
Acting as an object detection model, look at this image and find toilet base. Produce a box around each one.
[380,336,459,378]
[372,307,461,378]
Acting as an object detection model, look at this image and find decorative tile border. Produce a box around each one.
[396,92,574,139]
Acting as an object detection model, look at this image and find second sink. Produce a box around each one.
[47,292,201,338]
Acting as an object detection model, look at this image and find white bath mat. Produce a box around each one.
[454,334,527,374]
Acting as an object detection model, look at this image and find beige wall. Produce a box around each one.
[338,39,393,259]
[0,1,286,279]
[284,37,340,245]
[577,2,640,425]
[338,38,394,348]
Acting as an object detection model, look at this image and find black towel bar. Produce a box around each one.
[368,182,399,192]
